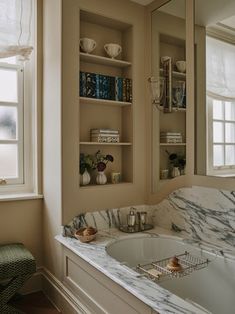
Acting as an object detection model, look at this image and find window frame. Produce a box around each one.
[0,61,24,185]
[207,96,235,176]
[0,54,36,195]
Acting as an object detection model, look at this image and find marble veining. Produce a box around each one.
[60,186,235,313]
[153,186,235,253]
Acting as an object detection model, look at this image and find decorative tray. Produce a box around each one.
[119,224,154,233]
[136,251,210,282]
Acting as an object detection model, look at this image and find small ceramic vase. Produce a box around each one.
[80,168,91,186]
[96,171,107,185]
[171,166,180,178]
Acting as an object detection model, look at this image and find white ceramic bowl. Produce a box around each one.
[104,43,122,59]
[176,61,186,73]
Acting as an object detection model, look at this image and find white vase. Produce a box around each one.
[80,168,91,186]
[96,171,107,185]
[171,166,180,178]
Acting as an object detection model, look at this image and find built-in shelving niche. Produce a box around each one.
[79,10,133,187]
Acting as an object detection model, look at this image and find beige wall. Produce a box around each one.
[43,0,63,278]
[0,200,43,266]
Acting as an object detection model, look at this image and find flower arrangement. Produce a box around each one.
[93,150,114,172]
[79,153,93,175]
[166,150,186,170]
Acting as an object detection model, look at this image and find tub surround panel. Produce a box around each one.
[64,186,235,253]
[63,205,154,237]
[56,231,208,314]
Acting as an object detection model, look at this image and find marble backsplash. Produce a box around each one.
[63,186,235,252]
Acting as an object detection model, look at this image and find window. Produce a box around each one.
[0,57,24,185]
[0,55,35,194]
[206,36,235,176]
[207,97,235,176]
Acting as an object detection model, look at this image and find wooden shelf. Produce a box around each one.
[80,97,132,107]
[80,52,131,68]
[80,142,132,146]
[160,143,186,146]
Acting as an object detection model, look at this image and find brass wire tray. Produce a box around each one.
[136,251,210,282]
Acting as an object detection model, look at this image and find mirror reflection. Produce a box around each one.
[151,0,186,191]
[195,0,235,177]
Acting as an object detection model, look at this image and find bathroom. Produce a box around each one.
[0,0,235,313]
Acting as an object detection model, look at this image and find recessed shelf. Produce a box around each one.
[80,97,132,107]
[80,52,132,68]
[80,182,132,189]
[160,143,186,146]
[80,142,132,146]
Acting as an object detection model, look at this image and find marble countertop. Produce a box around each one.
[55,226,229,314]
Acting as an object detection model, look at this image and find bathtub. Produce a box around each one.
[106,235,235,314]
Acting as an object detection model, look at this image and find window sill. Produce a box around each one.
[0,193,43,202]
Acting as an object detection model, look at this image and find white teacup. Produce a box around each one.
[176,61,186,73]
[104,43,122,59]
[80,38,96,54]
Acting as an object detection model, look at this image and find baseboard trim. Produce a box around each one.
[39,267,91,314]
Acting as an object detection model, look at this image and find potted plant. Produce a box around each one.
[80,153,93,185]
[93,150,114,184]
[166,150,186,177]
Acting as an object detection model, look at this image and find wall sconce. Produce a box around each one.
[149,57,172,113]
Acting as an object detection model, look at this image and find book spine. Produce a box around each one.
[129,78,132,102]
[86,72,97,98]
[126,78,130,102]
[110,76,116,100]
[104,75,110,100]
[80,71,86,97]
[115,77,123,101]
[96,74,100,99]
[99,74,104,99]
[123,78,127,102]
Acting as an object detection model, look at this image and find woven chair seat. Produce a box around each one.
[0,243,36,280]
[0,243,36,313]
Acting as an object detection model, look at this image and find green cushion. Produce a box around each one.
[0,243,36,280]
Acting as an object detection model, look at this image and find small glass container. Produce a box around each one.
[127,210,136,227]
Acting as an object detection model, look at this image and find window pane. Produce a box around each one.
[225,102,235,121]
[0,69,17,102]
[213,100,223,119]
[0,144,18,178]
[213,145,224,166]
[213,121,224,142]
[225,122,235,143]
[225,145,235,165]
[0,107,17,140]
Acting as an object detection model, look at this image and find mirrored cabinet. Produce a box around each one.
[151,0,186,190]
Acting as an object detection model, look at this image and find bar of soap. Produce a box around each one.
[148,268,162,277]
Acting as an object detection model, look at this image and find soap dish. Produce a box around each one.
[75,227,97,243]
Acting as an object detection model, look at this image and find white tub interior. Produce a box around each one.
[106,235,235,314]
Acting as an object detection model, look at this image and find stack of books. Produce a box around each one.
[90,129,120,143]
[80,71,132,102]
[160,132,183,143]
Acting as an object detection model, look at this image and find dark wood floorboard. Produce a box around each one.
[11,291,60,314]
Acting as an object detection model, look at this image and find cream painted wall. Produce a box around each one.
[42,0,63,278]
[0,200,43,266]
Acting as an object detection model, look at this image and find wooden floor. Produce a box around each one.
[12,291,60,314]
